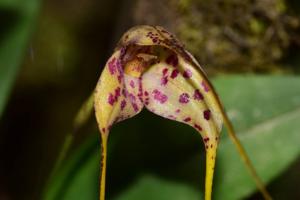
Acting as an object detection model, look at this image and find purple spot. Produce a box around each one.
[116,58,122,69]
[161,76,168,85]
[203,109,211,120]
[115,87,121,97]
[130,80,135,88]
[184,117,191,122]
[144,91,149,96]
[132,103,139,112]
[138,78,143,97]
[194,124,202,131]
[170,69,179,79]
[152,38,158,43]
[179,93,190,104]
[108,93,115,105]
[162,68,168,76]
[121,100,126,110]
[203,137,209,143]
[166,54,178,67]
[108,58,116,75]
[114,87,121,101]
[175,109,181,113]
[183,69,192,78]
[168,115,176,120]
[117,75,122,83]
[129,93,136,102]
[194,89,204,100]
[153,89,168,104]
[202,80,210,92]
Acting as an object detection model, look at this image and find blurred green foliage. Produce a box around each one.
[0,0,40,117]
[44,75,300,200]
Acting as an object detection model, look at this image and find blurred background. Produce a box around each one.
[0,0,300,200]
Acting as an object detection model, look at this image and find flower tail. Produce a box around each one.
[223,111,272,200]
[205,142,218,200]
[100,137,108,200]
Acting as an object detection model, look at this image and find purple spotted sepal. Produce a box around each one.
[94,25,224,200]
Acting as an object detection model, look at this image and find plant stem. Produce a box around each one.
[205,142,217,200]
[100,137,108,200]
[47,134,74,182]
[43,93,94,196]
[222,111,273,200]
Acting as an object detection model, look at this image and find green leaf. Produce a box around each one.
[213,75,300,199]
[43,136,100,200]
[0,0,40,117]
[44,75,300,200]
[113,175,201,200]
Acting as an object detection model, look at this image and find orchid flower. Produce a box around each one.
[94,25,272,200]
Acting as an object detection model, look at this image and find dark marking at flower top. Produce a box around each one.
[203,137,209,143]
[108,93,115,105]
[194,124,202,131]
[194,89,204,100]
[121,100,126,110]
[202,80,210,92]
[184,117,191,122]
[170,69,179,79]
[102,128,106,133]
[152,37,158,43]
[153,89,168,104]
[120,47,126,58]
[183,69,192,78]
[179,93,190,104]
[166,54,178,67]
[203,109,211,120]
[210,144,213,148]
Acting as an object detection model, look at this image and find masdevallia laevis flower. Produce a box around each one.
[94,25,271,200]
